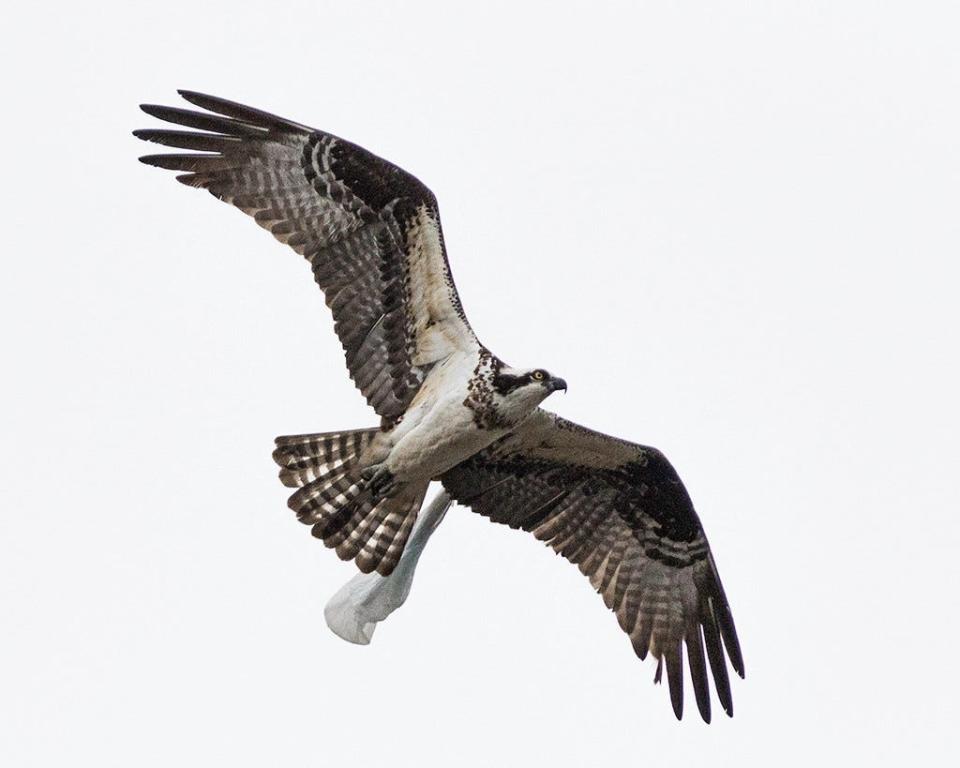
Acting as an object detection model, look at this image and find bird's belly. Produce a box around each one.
[386,399,504,480]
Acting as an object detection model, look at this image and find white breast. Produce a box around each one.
[383,351,506,481]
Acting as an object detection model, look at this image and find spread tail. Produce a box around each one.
[272,429,428,576]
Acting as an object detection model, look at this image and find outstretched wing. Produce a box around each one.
[440,410,744,722]
[136,91,478,421]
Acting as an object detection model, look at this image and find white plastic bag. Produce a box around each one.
[323,490,452,644]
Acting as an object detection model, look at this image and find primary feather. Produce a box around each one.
[136,91,744,721]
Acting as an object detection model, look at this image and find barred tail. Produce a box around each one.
[272,429,428,576]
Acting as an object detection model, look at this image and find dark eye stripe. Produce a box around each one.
[493,370,548,394]
[493,373,523,394]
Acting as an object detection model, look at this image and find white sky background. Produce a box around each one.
[2,1,958,764]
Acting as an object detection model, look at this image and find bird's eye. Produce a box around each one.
[531,370,546,381]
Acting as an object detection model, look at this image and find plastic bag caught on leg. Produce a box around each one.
[323,490,452,644]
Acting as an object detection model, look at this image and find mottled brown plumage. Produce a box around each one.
[136,91,743,721]
[441,410,743,721]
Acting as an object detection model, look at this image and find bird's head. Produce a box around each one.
[490,366,567,425]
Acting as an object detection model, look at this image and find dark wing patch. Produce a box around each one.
[136,91,478,420]
[440,409,744,722]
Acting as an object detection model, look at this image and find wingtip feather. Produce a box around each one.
[177,89,213,106]
[139,103,165,118]
[665,647,684,720]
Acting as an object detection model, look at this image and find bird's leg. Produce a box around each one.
[360,464,398,499]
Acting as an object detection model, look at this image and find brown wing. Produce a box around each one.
[440,409,744,722]
[135,91,478,421]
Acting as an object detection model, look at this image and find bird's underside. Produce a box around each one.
[136,90,744,721]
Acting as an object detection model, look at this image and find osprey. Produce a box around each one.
[136,91,744,722]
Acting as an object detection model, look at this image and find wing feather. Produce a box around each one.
[136,91,478,419]
[440,409,744,722]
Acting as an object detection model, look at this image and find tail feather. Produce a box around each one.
[273,428,427,576]
[341,484,429,574]
[288,466,364,523]
[273,430,374,488]
[373,501,422,573]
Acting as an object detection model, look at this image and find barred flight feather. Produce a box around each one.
[136,91,479,423]
[441,409,744,722]
[136,91,744,723]
[272,428,424,575]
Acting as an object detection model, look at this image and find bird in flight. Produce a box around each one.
[136,91,744,722]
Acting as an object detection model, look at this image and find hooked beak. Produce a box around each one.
[546,377,568,393]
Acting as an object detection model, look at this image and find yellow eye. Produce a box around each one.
[531,370,545,381]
